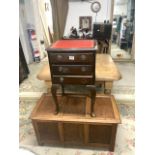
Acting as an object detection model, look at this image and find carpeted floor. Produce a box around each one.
[19,61,48,93]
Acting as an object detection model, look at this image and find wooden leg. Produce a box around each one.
[87,85,96,117]
[51,84,59,115]
[32,121,41,145]
[84,124,89,145]
[104,81,113,94]
[109,125,117,152]
[39,142,44,146]
[61,84,65,95]
[45,81,52,93]
[58,122,64,143]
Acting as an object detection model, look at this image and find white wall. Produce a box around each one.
[114,4,127,16]
[44,0,53,33]
[32,0,45,59]
[32,0,53,58]
[19,0,33,64]
[64,0,112,36]
[19,0,41,64]
[24,0,35,26]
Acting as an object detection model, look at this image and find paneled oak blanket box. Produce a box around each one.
[30,94,121,151]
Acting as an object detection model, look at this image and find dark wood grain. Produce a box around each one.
[49,52,94,64]
[52,65,93,75]
[109,125,117,152]
[52,75,94,85]
[46,40,97,116]
[30,94,121,124]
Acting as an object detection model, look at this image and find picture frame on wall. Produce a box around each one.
[79,16,92,30]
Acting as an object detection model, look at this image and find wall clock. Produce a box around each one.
[91,1,101,13]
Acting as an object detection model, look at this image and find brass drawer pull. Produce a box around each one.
[57,55,63,60]
[81,67,86,72]
[58,67,69,73]
[60,77,64,83]
[58,66,63,72]
[81,54,86,60]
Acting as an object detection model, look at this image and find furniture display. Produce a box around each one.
[37,54,121,94]
[31,41,122,151]
[93,22,112,53]
[46,39,97,117]
[93,22,112,41]
[30,93,121,151]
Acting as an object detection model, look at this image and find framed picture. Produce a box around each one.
[79,16,92,30]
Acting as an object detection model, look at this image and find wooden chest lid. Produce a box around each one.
[30,93,121,125]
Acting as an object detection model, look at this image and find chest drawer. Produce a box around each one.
[48,52,94,64]
[52,75,94,85]
[52,65,93,75]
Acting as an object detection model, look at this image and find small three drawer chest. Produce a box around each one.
[46,39,97,116]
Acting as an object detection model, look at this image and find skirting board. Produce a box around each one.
[19,92,135,103]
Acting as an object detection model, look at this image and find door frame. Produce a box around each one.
[109,0,135,62]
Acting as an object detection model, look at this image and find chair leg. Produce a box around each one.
[104,81,113,94]
[87,85,96,117]
[61,84,65,95]
[51,84,59,114]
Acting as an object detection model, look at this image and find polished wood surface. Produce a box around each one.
[46,40,97,116]
[52,65,93,75]
[47,43,96,85]
[52,75,94,85]
[49,52,94,64]
[31,94,121,124]
[96,54,121,82]
[30,94,121,151]
[37,54,121,82]
[37,53,121,94]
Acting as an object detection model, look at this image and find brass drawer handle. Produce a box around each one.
[60,77,64,83]
[81,67,86,72]
[58,66,63,72]
[81,54,86,60]
[57,55,63,60]
[58,67,69,73]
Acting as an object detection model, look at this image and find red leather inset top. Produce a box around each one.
[51,40,94,49]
